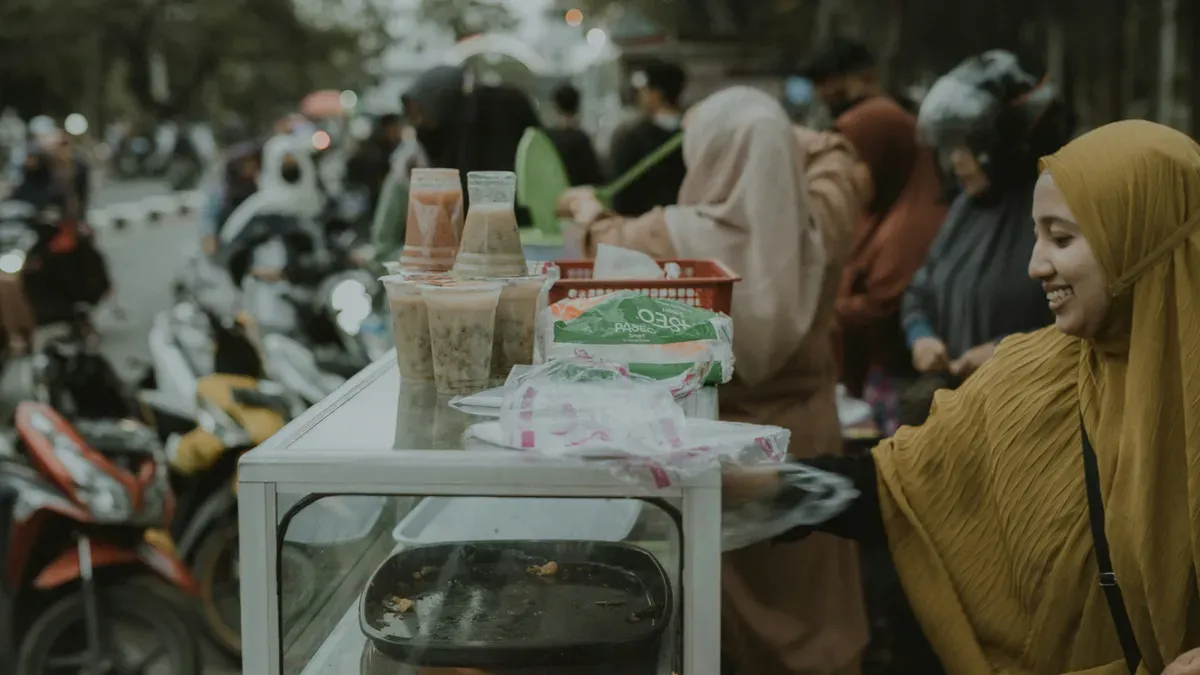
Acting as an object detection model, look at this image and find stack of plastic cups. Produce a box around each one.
[422,282,504,396]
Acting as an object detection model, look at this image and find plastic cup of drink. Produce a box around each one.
[381,275,439,382]
[452,171,527,278]
[490,276,547,380]
[399,169,464,273]
[422,281,504,395]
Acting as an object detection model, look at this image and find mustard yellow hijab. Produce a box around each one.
[874,120,1200,674]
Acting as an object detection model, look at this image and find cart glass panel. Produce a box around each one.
[277,493,681,675]
[272,381,683,674]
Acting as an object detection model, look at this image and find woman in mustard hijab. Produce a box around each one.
[729,119,1200,675]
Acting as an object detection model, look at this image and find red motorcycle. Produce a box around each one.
[0,401,202,675]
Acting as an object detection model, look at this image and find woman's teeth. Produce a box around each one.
[1047,287,1074,308]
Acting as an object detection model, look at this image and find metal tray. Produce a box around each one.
[358,540,671,668]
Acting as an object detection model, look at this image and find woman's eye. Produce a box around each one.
[1052,236,1073,248]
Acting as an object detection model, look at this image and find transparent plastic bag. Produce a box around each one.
[721,463,858,552]
[593,243,665,280]
[462,356,787,487]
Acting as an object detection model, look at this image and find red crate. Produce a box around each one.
[548,259,740,314]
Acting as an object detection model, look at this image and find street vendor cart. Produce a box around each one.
[237,353,724,675]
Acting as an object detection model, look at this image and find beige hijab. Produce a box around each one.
[665,87,826,387]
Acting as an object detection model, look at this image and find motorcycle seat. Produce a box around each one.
[231,387,291,416]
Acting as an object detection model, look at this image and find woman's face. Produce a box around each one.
[948,147,990,196]
[1028,171,1110,338]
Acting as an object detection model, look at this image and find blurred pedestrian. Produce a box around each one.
[564,87,870,675]
[346,114,404,212]
[833,96,947,434]
[546,83,604,187]
[901,51,1071,423]
[802,38,920,118]
[200,142,262,256]
[402,65,540,203]
[607,60,688,216]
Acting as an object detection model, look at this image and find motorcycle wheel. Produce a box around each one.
[15,581,201,675]
[192,519,318,658]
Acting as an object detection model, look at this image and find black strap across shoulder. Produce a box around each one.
[1080,421,1142,673]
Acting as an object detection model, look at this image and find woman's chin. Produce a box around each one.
[1054,315,1081,338]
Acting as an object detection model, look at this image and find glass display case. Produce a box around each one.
[238,354,723,675]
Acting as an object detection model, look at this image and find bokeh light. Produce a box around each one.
[586,28,607,47]
[64,113,89,136]
[565,8,583,26]
[311,130,331,151]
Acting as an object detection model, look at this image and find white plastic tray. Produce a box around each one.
[391,496,641,546]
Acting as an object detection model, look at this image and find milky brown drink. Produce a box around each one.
[452,171,528,278]
[490,276,546,380]
[381,275,436,381]
[422,282,503,395]
[399,169,464,273]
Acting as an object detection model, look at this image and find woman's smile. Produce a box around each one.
[1045,284,1074,311]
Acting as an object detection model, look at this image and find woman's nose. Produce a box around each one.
[1028,243,1053,280]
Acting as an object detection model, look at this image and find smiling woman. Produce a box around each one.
[725,119,1200,675]
[1028,173,1112,338]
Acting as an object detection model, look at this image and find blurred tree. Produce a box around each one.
[563,0,1196,134]
[418,0,518,41]
[0,0,388,131]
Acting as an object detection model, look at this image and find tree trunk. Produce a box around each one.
[1157,0,1179,125]
[1045,14,1066,85]
[878,0,904,90]
[1189,0,1200,135]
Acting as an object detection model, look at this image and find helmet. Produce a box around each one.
[917,50,1071,185]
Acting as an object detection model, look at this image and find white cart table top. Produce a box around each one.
[238,354,721,498]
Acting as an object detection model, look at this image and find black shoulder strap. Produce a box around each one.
[1080,420,1142,674]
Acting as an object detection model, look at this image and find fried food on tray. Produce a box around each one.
[384,596,414,613]
[526,561,558,577]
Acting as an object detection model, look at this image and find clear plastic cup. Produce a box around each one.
[422,282,504,395]
[452,171,528,278]
[381,275,436,382]
[399,169,464,273]
[490,276,547,380]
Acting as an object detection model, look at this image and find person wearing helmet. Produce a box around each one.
[899,50,1072,425]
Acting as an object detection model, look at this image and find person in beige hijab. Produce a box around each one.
[563,86,869,675]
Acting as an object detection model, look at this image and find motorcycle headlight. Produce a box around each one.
[330,278,372,336]
[52,441,132,523]
[196,396,252,448]
[0,250,24,274]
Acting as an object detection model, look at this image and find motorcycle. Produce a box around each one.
[149,307,388,659]
[0,401,201,674]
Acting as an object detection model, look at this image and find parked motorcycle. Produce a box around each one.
[151,308,326,658]
[0,401,201,675]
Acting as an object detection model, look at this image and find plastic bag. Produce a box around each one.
[462,356,786,487]
[593,244,665,280]
[721,464,858,552]
[538,291,734,385]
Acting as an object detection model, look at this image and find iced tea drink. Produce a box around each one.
[452,171,527,278]
[399,169,464,273]
[422,282,503,395]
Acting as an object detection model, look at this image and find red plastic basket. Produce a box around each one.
[548,259,741,314]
